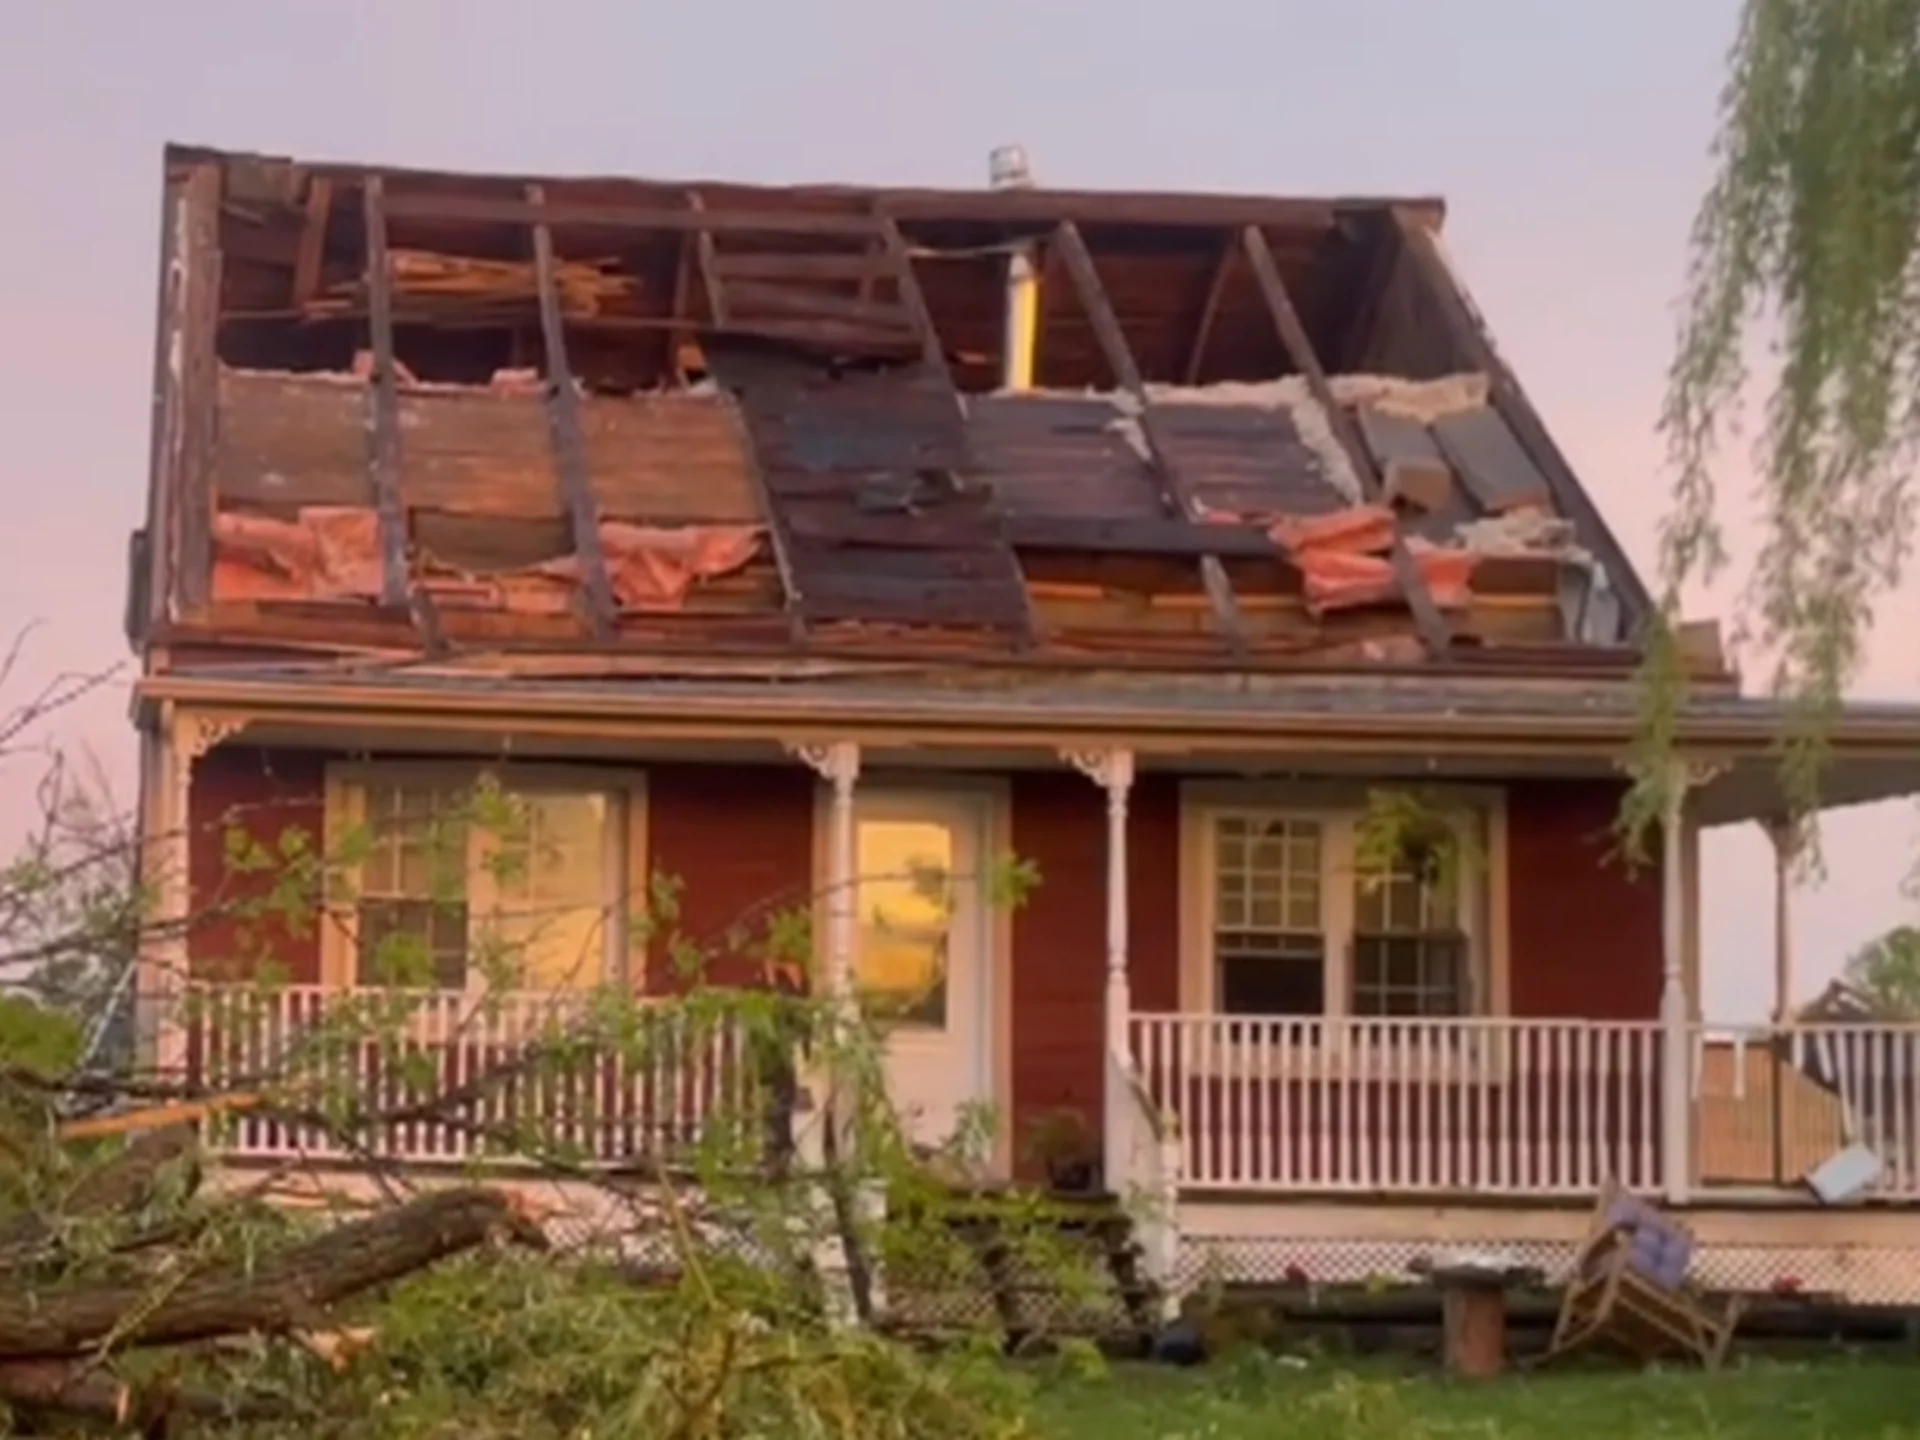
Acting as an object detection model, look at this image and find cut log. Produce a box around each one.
[0,1359,290,1437]
[0,1185,547,1361]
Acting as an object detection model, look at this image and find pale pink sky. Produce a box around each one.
[1,0,1912,1021]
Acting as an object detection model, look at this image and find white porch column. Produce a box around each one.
[1766,819,1797,1024]
[1063,747,1135,1194]
[149,707,246,1079]
[788,741,865,1322]
[793,742,862,1012]
[148,709,190,1079]
[1659,766,1691,1204]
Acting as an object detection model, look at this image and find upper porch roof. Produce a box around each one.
[138,662,1920,827]
[134,144,1673,685]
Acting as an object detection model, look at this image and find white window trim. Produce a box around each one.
[319,760,649,1003]
[1175,779,1511,1080]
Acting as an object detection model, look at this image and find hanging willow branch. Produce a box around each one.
[1626,0,1920,857]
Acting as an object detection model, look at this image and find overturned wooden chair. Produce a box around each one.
[1542,1179,1745,1370]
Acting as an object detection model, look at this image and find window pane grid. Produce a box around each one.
[1212,814,1326,1017]
[1351,933,1470,1017]
[1205,804,1487,1021]
[343,776,617,993]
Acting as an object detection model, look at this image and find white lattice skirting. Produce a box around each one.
[1178,1207,1920,1307]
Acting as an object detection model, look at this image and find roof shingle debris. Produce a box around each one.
[142,145,1693,681]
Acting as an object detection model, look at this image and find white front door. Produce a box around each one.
[850,790,991,1154]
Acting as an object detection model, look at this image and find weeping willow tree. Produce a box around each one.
[1628,0,1920,853]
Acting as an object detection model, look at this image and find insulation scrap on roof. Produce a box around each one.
[1330,372,1489,422]
[533,522,762,611]
[211,508,385,600]
[211,503,761,613]
[1267,504,1479,614]
[1454,510,1589,562]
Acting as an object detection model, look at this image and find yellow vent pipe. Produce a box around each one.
[991,146,1039,391]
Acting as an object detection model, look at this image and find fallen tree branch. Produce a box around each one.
[57,1094,260,1142]
[0,1185,548,1361]
[0,1358,291,1436]
[0,1125,199,1271]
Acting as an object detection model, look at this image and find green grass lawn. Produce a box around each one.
[1023,1354,1920,1439]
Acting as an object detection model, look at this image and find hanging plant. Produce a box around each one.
[1353,788,1479,895]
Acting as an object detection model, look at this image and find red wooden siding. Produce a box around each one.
[1507,780,1662,1019]
[643,763,814,992]
[1008,772,1180,1174]
[187,747,327,983]
[181,752,1664,1186]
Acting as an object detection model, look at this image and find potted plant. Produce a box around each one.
[1023,1106,1102,1194]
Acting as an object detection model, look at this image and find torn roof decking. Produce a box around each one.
[139,143,1665,677]
[187,366,1641,666]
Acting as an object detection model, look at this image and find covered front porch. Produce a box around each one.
[136,670,1920,1309]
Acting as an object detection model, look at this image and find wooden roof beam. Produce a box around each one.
[360,177,411,613]
[379,189,879,237]
[1240,225,1451,657]
[1053,220,1247,653]
[290,175,332,311]
[878,209,956,382]
[662,226,695,379]
[878,205,1043,646]
[1182,235,1237,384]
[172,163,223,614]
[528,184,617,641]
[361,178,449,658]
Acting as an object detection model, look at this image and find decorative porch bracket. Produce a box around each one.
[1061,746,1136,1194]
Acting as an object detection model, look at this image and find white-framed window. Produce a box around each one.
[321,763,642,992]
[1182,782,1506,1022]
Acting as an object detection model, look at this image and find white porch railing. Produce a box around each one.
[181,982,756,1165]
[1129,1013,1920,1201]
[1129,1014,1665,1195]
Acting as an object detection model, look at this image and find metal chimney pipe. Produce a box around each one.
[991,146,1039,390]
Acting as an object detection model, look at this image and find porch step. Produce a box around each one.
[881,1184,1159,1347]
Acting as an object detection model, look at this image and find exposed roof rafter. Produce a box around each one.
[1240,224,1451,657]
[528,182,617,640]
[1182,236,1238,384]
[1054,219,1248,655]
[360,176,411,612]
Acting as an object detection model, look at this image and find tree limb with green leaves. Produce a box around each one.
[1630,0,1920,851]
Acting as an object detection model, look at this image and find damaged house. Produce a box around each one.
[128,144,1920,1307]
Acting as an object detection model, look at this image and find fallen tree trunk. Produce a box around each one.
[0,1185,547,1361]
